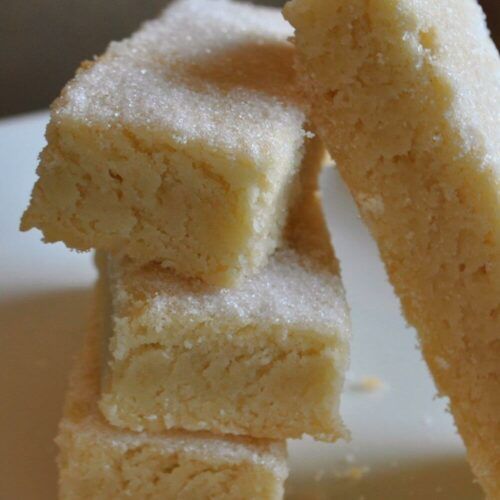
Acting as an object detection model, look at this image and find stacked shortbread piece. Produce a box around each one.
[22,1,351,498]
[284,0,500,497]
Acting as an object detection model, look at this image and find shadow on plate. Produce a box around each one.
[0,288,92,500]
[286,455,481,500]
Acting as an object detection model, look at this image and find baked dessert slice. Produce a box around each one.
[284,0,500,496]
[56,308,288,499]
[21,0,312,286]
[98,140,351,442]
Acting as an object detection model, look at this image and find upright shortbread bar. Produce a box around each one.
[21,0,311,285]
[57,312,288,500]
[98,142,351,442]
[284,0,500,496]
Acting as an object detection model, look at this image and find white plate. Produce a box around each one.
[0,112,481,499]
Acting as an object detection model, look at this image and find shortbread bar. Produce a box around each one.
[56,314,288,500]
[284,0,500,496]
[22,0,311,285]
[98,144,350,442]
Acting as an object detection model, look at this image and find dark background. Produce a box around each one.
[1,0,499,118]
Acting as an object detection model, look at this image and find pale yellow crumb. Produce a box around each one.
[352,376,385,393]
[336,466,370,481]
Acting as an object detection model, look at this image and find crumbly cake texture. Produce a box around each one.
[21,0,311,286]
[56,311,288,500]
[284,0,500,496]
[98,144,350,442]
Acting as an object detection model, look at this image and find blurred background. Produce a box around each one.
[1,0,499,118]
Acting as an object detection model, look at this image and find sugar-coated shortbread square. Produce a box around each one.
[57,314,288,500]
[22,0,312,285]
[98,146,350,442]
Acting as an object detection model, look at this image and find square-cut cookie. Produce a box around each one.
[98,144,350,442]
[57,313,288,500]
[284,0,500,496]
[22,0,312,285]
